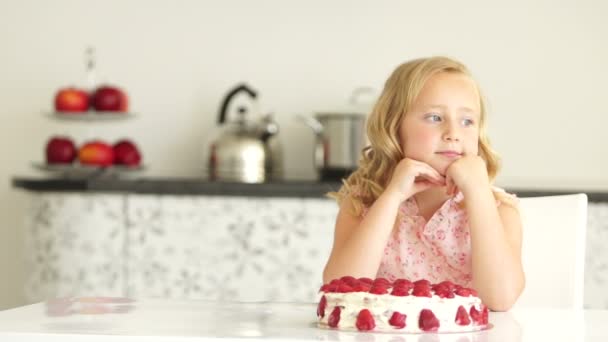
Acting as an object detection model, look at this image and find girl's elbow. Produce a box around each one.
[485,292,517,311]
[487,277,526,312]
[487,298,515,312]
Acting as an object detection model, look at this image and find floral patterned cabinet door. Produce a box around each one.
[125,195,337,302]
[24,193,126,301]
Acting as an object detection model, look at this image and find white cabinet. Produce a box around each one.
[24,193,337,303]
[584,202,608,309]
[23,192,608,309]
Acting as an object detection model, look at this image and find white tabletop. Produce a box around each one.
[0,297,606,342]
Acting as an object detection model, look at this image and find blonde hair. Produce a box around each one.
[330,56,512,215]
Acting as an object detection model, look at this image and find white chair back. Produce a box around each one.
[515,193,588,310]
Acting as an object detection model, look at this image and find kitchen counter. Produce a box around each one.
[11,176,608,201]
[0,298,606,341]
[12,177,343,198]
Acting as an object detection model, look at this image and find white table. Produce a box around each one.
[0,298,606,341]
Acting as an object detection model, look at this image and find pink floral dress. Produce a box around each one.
[369,188,514,287]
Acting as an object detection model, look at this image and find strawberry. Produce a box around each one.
[435,289,455,299]
[456,287,478,297]
[340,276,357,286]
[326,284,339,293]
[389,311,406,328]
[373,278,390,287]
[414,279,431,287]
[418,309,440,332]
[328,307,341,328]
[455,305,470,325]
[470,305,483,325]
[356,309,376,331]
[393,279,413,288]
[393,280,414,293]
[352,284,370,292]
[412,285,432,297]
[358,277,374,285]
[435,280,455,291]
[391,286,409,296]
[434,284,455,298]
[369,285,388,295]
[317,295,327,318]
[329,279,342,286]
[337,283,354,293]
[455,287,472,297]
[481,305,489,325]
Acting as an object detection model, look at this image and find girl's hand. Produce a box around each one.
[445,155,490,196]
[386,158,446,202]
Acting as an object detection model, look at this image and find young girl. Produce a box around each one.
[323,56,525,311]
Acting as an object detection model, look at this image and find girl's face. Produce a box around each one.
[399,72,481,176]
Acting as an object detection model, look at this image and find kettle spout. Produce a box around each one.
[259,113,279,142]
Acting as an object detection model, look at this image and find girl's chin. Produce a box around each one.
[429,163,448,176]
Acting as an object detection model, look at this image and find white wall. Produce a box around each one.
[1,0,607,309]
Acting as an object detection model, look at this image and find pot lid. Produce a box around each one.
[314,86,376,118]
[314,111,367,119]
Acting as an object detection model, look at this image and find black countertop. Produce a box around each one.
[11,177,608,202]
[12,177,344,198]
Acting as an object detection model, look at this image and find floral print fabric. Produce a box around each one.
[372,188,514,287]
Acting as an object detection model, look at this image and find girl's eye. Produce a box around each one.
[426,114,442,122]
[462,118,475,126]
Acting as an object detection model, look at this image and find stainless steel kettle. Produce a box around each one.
[208,84,283,183]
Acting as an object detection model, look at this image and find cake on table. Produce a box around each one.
[316,276,489,333]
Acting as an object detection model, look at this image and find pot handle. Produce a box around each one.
[296,114,327,170]
[296,114,323,135]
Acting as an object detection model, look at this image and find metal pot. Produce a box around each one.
[300,87,374,181]
[300,112,367,181]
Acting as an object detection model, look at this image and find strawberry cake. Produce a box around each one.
[316,277,489,333]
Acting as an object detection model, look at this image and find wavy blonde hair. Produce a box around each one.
[330,56,511,216]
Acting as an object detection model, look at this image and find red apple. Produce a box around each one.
[113,139,141,166]
[113,139,142,166]
[54,87,89,112]
[78,140,114,167]
[91,85,128,112]
[46,136,77,164]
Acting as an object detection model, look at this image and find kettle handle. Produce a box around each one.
[218,84,257,124]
